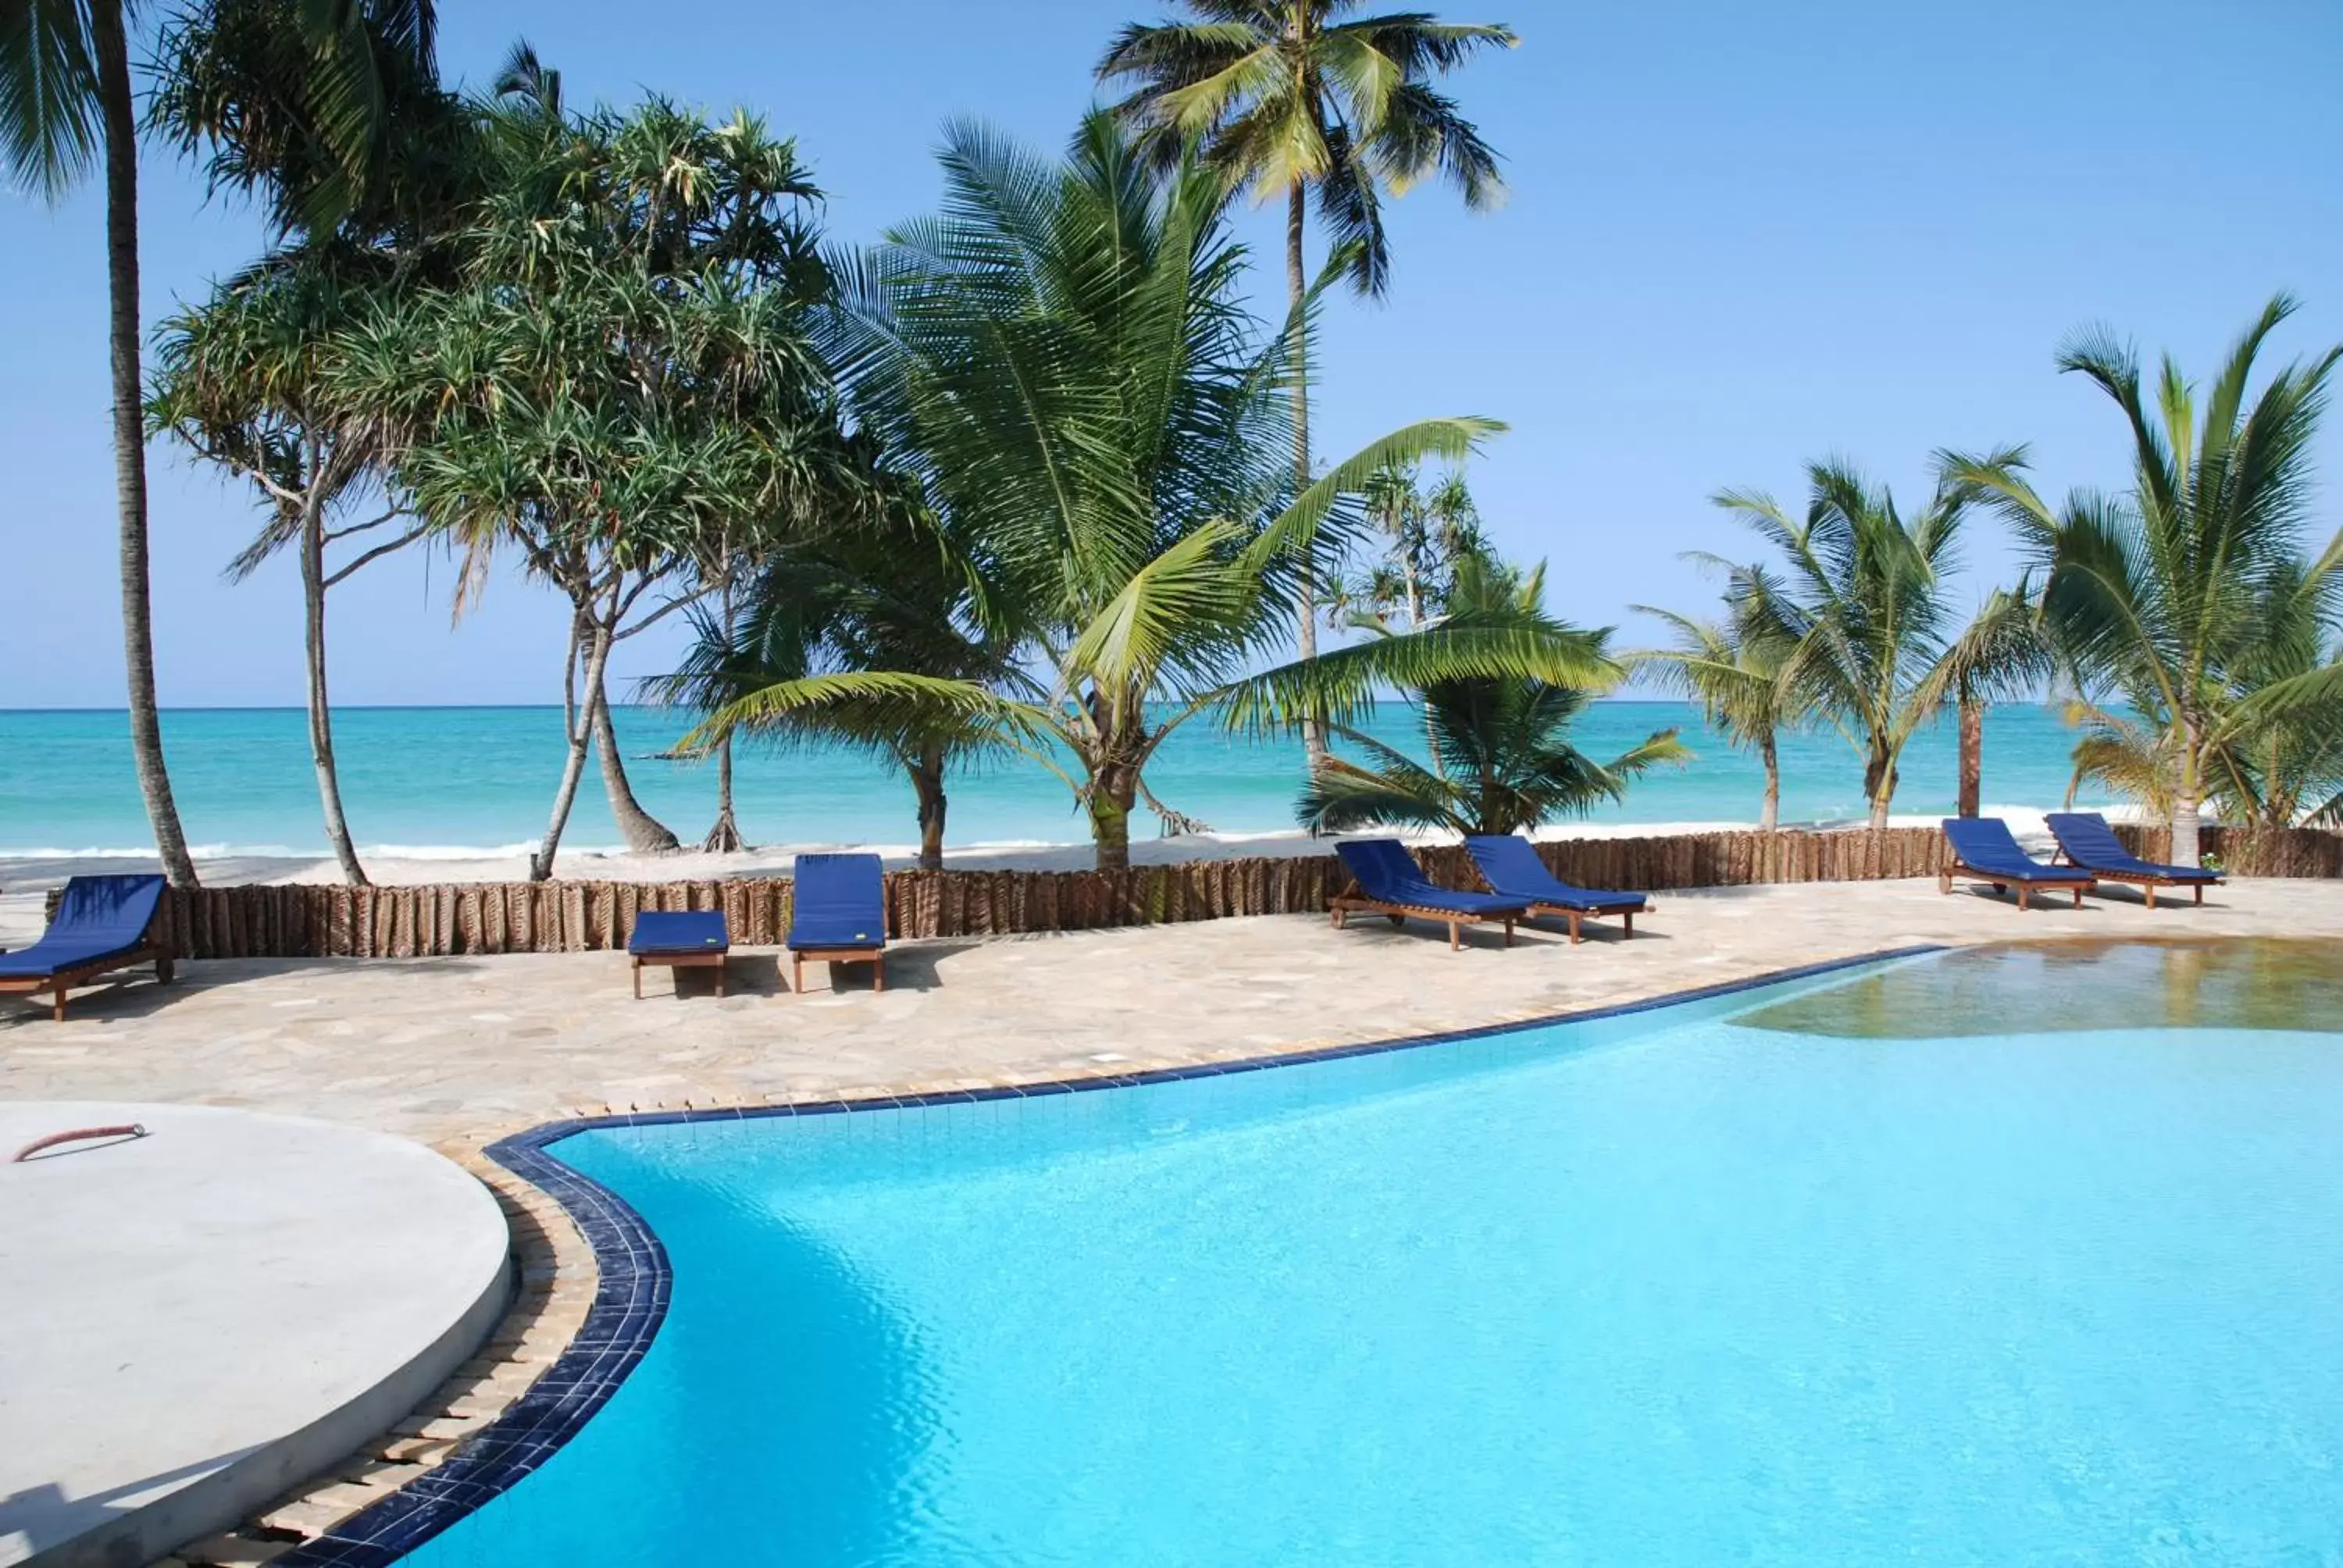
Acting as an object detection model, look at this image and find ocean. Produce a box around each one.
[0,702,2111,861]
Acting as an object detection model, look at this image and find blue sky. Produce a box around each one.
[5,0,2340,708]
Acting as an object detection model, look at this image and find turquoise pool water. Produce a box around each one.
[401,945,2343,1565]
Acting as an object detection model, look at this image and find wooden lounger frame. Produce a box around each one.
[1938,859,2095,910]
[632,947,727,999]
[793,947,886,995]
[2049,853,2220,909]
[0,943,174,1022]
[1521,901,1641,944]
[1329,895,1517,952]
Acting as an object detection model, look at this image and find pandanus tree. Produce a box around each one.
[1099,0,1517,773]
[1296,555,1682,836]
[1330,462,1486,630]
[694,116,1599,872]
[343,84,873,878]
[2,0,436,886]
[1950,296,2343,864]
[146,0,467,884]
[1632,564,1800,829]
[1717,460,1985,831]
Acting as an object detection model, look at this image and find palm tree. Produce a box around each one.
[697,115,1601,872]
[1925,583,2052,818]
[1331,462,1485,629]
[1716,460,1982,831]
[1299,557,1685,835]
[2,0,437,889]
[1099,0,1517,773]
[1631,565,1799,829]
[654,512,1015,869]
[1949,295,2343,864]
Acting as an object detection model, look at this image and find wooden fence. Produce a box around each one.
[132,827,1956,960]
[2114,823,2343,878]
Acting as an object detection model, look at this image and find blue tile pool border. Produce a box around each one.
[276,941,1945,1566]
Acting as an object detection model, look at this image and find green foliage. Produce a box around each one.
[1328,462,1485,628]
[1951,294,2343,855]
[1295,556,1685,836]
[1098,0,1515,298]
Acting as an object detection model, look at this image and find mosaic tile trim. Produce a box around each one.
[246,943,1944,1566]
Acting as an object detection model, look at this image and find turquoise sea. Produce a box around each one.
[0,703,2111,859]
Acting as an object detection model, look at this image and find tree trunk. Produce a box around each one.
[1287,179,1328,777]
[1863,741,1895,832]
[700,734,743,853]
[1759,730,1779,832]
[2171,717,2202,868]
[531,622,614,881]
[909,740,948,871]
[1956,697,1983,819]
[1089,761,1138,873]
[93,2,198,890]
[590,679,682,853]
[301,495,368,885]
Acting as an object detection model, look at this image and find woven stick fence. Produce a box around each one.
[128,827,1970,961]
[2114,823,2343,879]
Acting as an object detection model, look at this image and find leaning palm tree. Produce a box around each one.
[1949,295,2343,864]
[1922,581,2053,818]
[695,115,1602,872]
[1300,558,1686,836]
[1631,565,1799,829]
[2,0,437,889]
[1099,0,1517,772]
[1717,460,1982,831]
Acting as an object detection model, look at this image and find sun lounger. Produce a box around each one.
[2045,811,2223,908]
[1464,834,1647,943]
[1330,839,1527,951]
[1938,817,2097,910]
[628,911,730,998]
[0,874,173,1021]
[788,853,887,994]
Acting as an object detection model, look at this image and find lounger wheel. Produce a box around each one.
[1385,913,1405,928]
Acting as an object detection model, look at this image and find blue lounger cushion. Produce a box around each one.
[628,911,730,956]
[1464,835,1646,912]
[789,853,886,952]
[2044,812,2222,882]
[0,874,166,979]
[1940,818,2094,883]
[1336,839,1528,917]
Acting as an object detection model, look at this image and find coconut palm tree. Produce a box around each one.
[1098,0,1517,772]
[653,511,1015,868]
[695,115,1602,872]
[1631,565,1799,829]
[1716,460,1984,832]
[1924,582,2053,819]
[1298,557,1685,836]
[2,0,437,889]
[1949,295,2343,864]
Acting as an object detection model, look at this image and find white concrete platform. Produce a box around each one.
[0,1103,511,1568]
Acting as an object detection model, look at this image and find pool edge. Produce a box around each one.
[273,940,1945,1566]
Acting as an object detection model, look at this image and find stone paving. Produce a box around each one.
[7,873,2341,1567]
[9,875,2343,1161]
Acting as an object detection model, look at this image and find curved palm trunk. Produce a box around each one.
[1759,730,1780,831]
[590,681,682,853]
[908,740,948,871]
[531,625,614,882]
[1956,697,1983,818]
[1288,180,1328,778]
[700,735,743,853]
[300,500,368,885]
[1863,739,1897,832]
[93,1,199,889]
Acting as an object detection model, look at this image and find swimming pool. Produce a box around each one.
[382,940,2343,1565]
